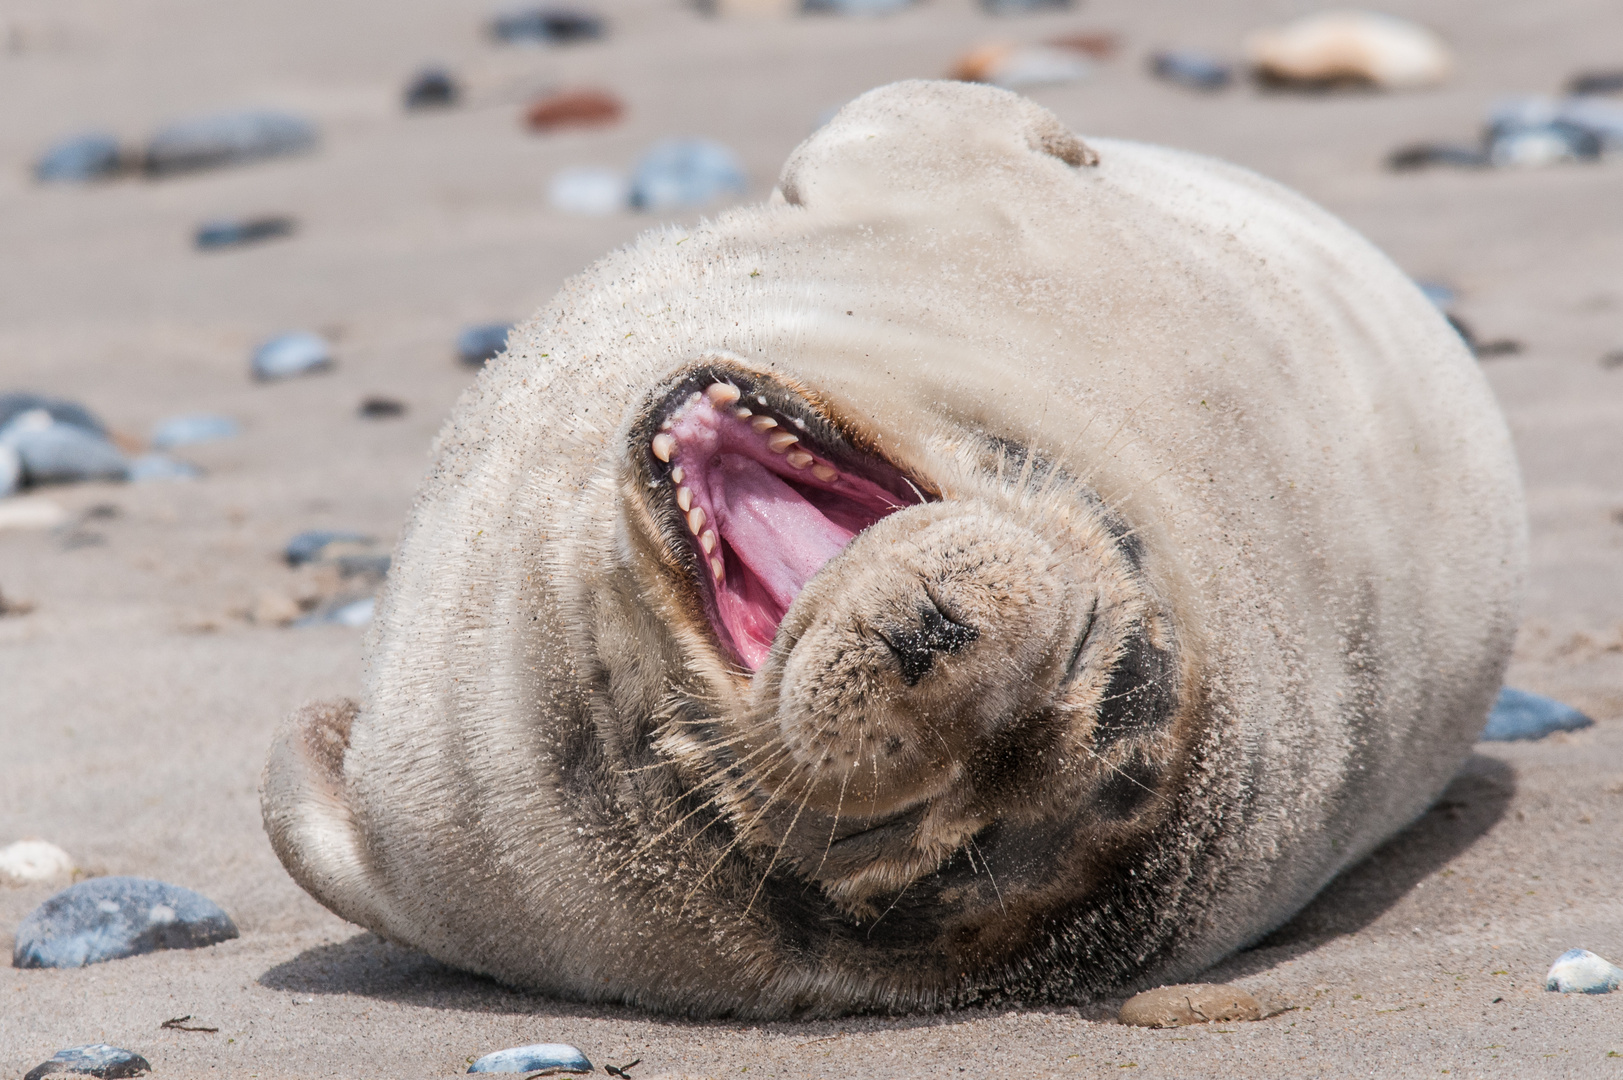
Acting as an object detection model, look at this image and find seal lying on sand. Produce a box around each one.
[262,80,1525,1018]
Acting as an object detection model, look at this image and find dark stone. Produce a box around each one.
[1568,69,1623,96]
[489,9,605,44]
[1386,142,1490,171]
[1480,687,1594,742]
[358,396,407,418]
[23,1044,150,1080]
[12,877,238,969]
[195,215,295,250]
[144,110,318,177]
[404,68,460,109]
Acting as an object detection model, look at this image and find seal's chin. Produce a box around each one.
[643,374,929,669]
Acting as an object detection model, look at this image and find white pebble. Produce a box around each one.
[1545,948,1623,994]
[0,840,75,885]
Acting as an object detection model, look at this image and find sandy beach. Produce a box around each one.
[2,0,1621,1075]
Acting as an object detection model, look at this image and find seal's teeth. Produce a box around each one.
[705,382,741,406]
[659,419,673,431]
[676,486,693,512]
[687,506,706,534]
[671,465,685,484]
[700,529,717,554]
[732,407,752,419]
[651,434,676,462]
[785,450,813,469]
[686,391,702,407]
[710,556,725,580]
[812,464,838,482]
[749,416,778,432]
[767,432,799,453]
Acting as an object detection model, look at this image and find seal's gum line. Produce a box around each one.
[651,382,918,669]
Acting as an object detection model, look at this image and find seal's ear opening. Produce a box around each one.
[778,79,1097,209]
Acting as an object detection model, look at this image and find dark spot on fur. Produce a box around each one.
[1095,756,1160,820]
[1092,627,1176,749]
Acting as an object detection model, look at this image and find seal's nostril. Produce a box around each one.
[876,601,979,686]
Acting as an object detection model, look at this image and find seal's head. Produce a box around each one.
[619,357,1184,919]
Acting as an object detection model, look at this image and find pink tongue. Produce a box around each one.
[714,454,855,611]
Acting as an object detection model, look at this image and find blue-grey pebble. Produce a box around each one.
[468,1043,593,1074]
[195,215,295,250]
[978,0,1070,12]
[34,134,125,184]
[0,393,108,437]
[489,9,604,44]
[252,332,332,381]
[1545,948,1623,994]
[630,138,747,213]
[12,876,238,969]
[284,529,376,566]
[1148,50,1234,90]
[126,453,202,483]
[457,323,515,366]
[144,110,318,177]
[0,412,127,485]
[1480,686,1594,741]
[23,1043,150,1080]
[150,414,239,450]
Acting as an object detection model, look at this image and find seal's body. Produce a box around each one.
[262,81,1525,1018]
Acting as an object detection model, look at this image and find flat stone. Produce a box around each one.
[144,110,318,176]
[1546,948,1623,994]
[23,1044,149,1080]
[629,138,746,212]
[150,413,240,450]
[468,1043,593,1073]
[34,135,125,183]
[13,876,238,969]
[457,323,516,366]
[0,410,128,485]
[251,332,333,381]
[1481,686,1593,741]
[1118,983,1263,1028]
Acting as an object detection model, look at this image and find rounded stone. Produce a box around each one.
[1118,983,1263,1028]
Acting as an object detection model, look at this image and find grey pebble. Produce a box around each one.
[1148,50,1234,91]
[489,8,605,45]
[468,1043,593,1074]
[0,444,20,497]
[34,134,126,184]
[0,410,127,485]
[144,110,318,177]
[126,453,201,483]
[12,876,238,969]
[150,413,239,450]
[0,392,109,437]
[23,1044,150,1080]
[630,138,747,213]
[978,0,1071,13]
[457,323,515,367]
[195,215,295,251]
[1545,948,1623,994]
[252,332,333,381]
[1480,686,1593,741]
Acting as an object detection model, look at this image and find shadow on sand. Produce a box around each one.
[257,751,1514,1020]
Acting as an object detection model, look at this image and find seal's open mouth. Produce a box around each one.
[642,371,929,669]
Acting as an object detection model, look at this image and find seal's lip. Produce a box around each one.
[633,364,932,670]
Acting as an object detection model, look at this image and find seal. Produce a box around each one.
[260,80,1526,1018]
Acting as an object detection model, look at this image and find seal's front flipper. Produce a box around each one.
[260,699,403,938]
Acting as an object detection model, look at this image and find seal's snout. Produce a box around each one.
[875,596,979,685]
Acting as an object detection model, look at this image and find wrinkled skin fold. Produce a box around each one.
[261,81,1526,1018]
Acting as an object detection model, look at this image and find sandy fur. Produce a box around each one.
[261,80,1525,1018]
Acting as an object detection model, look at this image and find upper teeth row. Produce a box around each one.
[649,382,837,484]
